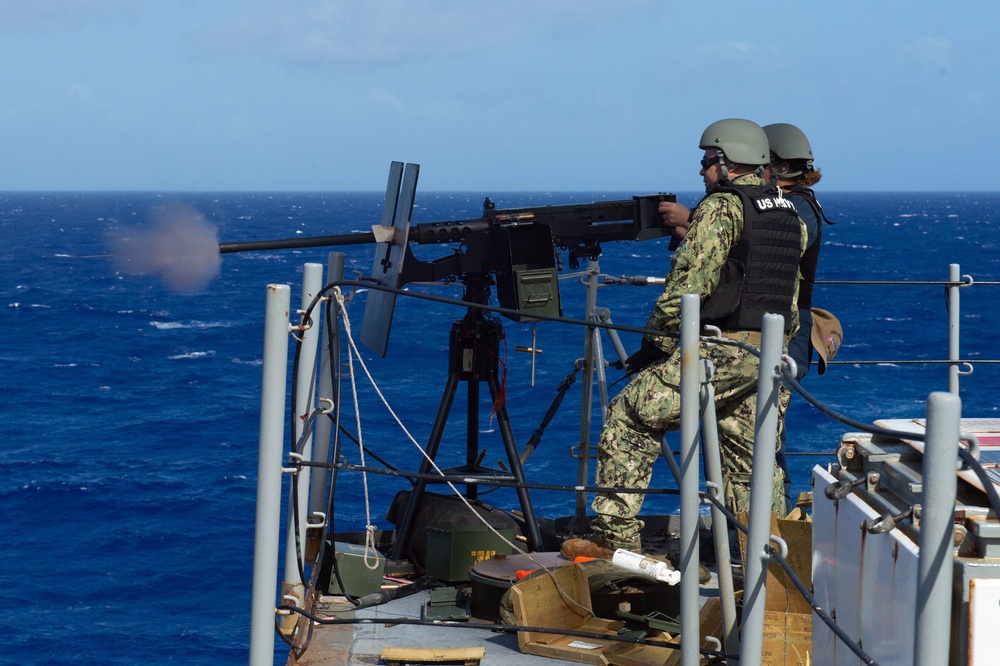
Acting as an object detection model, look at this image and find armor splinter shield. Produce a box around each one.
[360,162,419,357]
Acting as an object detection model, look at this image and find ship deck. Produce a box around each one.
[292,556,726,666]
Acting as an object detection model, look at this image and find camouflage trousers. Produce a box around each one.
[589,340,788,551]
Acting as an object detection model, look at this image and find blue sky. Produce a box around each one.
[1,1,996,192]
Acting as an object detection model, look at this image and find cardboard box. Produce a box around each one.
[510,562,722,665]
[741,510,813,666]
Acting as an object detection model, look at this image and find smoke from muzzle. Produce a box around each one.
[110,204,222,294]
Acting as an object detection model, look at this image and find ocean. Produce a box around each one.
[2,190,999,665]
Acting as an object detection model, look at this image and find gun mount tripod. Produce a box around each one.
[386,273,544,559]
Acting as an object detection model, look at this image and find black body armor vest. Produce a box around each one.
[785,185,831,311]
[699,182,803,332]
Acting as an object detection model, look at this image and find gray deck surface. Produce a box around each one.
[293,553,723,665]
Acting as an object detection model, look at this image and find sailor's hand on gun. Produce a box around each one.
[659,201,691,242]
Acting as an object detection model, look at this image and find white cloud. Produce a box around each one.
[193,0,653,68]
[704,41,770,59]
[370,86,406,111]
[898,36,952,77]
[0,0,137,31]
[66,81,103,109]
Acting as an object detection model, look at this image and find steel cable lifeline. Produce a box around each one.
[307,460,681,496]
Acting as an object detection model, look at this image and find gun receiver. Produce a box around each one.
[412,194,674,267]
[415,194,672,243]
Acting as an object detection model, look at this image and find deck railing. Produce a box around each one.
[248,259,998,666]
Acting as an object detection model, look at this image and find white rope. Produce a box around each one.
[334,290,380,571]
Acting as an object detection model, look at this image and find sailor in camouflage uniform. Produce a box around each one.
[563,119,805,557]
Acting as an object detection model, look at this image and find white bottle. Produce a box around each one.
[611,549,681,586]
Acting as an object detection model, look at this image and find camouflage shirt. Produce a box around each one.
[644,173,804,352]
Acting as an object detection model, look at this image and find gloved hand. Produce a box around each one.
[625,339,667,374]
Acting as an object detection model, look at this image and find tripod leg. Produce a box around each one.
[487,372,543,552]
[389,372,460,560]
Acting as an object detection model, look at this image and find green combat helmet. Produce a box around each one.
[763,123,814,177]
[699,118,770,167]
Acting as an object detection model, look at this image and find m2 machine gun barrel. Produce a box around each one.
[218,193,675,264]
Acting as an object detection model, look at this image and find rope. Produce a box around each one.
[333,289,379,571]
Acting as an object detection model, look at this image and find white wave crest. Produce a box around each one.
[168,351,217,360]
[149,320,230,330]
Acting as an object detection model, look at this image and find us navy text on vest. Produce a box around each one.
[752,196,798,212]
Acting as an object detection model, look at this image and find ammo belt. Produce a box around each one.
[718,330,762,346]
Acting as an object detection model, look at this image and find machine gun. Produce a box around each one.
[405,193,674,270]
[220,162,675,352]
[220,185,674,276]
[219,162,676,354]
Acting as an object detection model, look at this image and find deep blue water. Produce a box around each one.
[2,190,999,665]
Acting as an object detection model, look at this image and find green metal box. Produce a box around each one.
[323,541,386,597]
[494,222,562,322]
[424,526,515,582]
